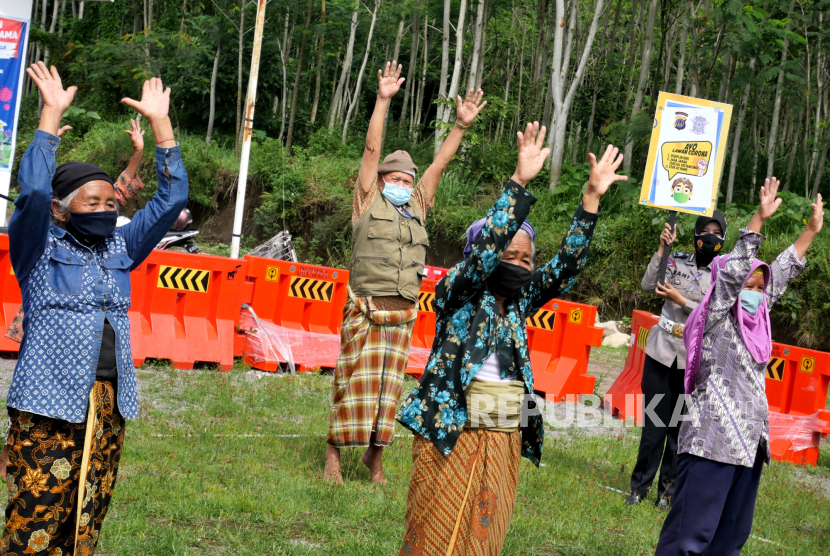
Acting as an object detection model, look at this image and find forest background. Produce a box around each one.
[8,0,830,348]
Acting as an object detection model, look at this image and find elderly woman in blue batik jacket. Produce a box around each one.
[396,123,627,556]
[0,63,188,555]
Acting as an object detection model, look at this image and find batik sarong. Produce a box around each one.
[327,290,418,448]
[399,428,522,556]
[2,380,125,555]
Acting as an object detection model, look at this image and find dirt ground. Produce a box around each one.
[587,345,629,397]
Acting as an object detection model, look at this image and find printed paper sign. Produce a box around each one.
[639,93,733,217]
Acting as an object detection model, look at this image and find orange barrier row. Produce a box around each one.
[405,278,439,379]
[602,311,659,423]
[603,310,830,465]
[0,235,22,353]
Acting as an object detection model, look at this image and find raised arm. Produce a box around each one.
[357,62,404,192]
[124,118,145,179]
[420,89,487,202]
[766,193,822,306]
[642,223,676,293]
[118,78,188,268]
[707,179,781,320]
[9,62,77,282]
[522,144,626,312]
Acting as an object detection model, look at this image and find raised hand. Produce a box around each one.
[456,89,487,127]
[756,177,783,221]
[125,118,145,152]
[586,144,627,199]
[26,62,77,116]
[806,193,824,235]
[509,122,551,187]
[377,61,404,100]
[121,77,170,123]
[55,125,73,137]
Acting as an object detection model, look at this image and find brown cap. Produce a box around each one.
[377,150,418,177]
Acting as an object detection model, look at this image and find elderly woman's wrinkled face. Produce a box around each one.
[502,232,533,271]
[742,272,766,293]
[381,171,414,190]
[51,180,117,222]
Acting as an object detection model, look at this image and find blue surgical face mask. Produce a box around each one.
[381,181,413,206]
[739,290,765,314]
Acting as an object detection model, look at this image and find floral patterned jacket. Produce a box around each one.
[397,180,599,465]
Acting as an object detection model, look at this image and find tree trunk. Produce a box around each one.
[783,109,804,189]
[466,0,485,92]
[206,39,222,146]
[716,53,731,104]
[381,17,405,151]
[622,0,658,173]
[765,0,795,179]
[810,146,827,199]
[433,0,452,151]
[414,17,429,133]
[725,58,755,203]
[674,6,688,95]
[549,0,605,189]
[436,0,468,152]
[750,93,759,200]
[286,0,314,151]
[235,1,248,150]
[512,24,526,130]
[400,9,422,125]
[310,0,326,125]
[276,7,292,144]
[328,0,359,129]
[342,0,380,143]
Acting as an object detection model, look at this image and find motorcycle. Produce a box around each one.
[117,208,200,253]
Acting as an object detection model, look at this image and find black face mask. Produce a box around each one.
[487,261,532,298]
[694,233,724,267]
[66,210,118,244]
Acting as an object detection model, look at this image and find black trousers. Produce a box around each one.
[655,444,765,555]
[629,355,685,501]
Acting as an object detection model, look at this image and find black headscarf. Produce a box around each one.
[52,162,113,200]
[693,210,727,267]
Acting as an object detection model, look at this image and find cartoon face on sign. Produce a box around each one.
[661,141,713,180]
[671,178,693,203]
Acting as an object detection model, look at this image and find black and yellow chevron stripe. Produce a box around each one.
[157,265,210,293]
[636,326,649,349]
[289,276,334,302]
[418,292,435,312]
[527,309,556,331]
[766,357,785,381]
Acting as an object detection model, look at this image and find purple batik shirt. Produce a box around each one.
[678,228,806,468]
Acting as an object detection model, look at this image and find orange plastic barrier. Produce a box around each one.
[602,311,660,422]
[406,278,439,378]
[240,257,349,372]
[424,265,449,281]
[528,299,603,401]
[128,250,247,372]
[764,343,830,465]
[0,235,22,353]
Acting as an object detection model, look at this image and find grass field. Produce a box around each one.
[32,357,823,556]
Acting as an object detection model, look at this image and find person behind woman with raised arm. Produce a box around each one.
[0,62,188,555]
[397,123,627,556]
[655,180,823,554]
[324,62,486,485]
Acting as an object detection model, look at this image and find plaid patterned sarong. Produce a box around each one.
[326,288,418,448]
[399,429,522,556]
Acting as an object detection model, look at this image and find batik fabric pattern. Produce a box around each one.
[679,229,805,467]
[2,380,125,555]
[399,429,522,556]
[397,180,598,466]
[352,174,434,311]
[5,169,145,345]
[326,290,418,448]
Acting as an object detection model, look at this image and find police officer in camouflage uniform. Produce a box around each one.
[626,211,728,509]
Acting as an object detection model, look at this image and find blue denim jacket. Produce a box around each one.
[6,130,189,423]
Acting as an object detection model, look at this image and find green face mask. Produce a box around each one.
[673,192,690,203]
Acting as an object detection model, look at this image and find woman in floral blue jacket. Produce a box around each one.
[397,123,627,556]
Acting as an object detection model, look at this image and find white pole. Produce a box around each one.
[230,0,268,259]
